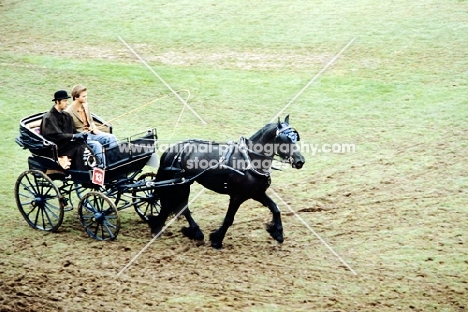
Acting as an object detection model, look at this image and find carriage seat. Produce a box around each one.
[25,119,71,172]
[24,120,72,169]
[20,112,113,172]
[26,119,42,135]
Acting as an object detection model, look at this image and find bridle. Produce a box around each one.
[274,123,300,164]
[239,123,300,176]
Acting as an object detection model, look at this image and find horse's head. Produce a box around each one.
[274,115,305,169]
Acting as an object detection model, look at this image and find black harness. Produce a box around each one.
[164,123,299,179]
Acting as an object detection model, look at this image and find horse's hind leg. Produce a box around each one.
[181,208,204,241]
[253,193,284,243]
[146,203,172,238]
[166,184,204,241]
[210,196,246,249]
[148,184,191,238]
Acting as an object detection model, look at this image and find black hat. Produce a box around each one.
[52,90,71,101]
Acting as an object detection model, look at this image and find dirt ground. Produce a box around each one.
[2,149,467,312]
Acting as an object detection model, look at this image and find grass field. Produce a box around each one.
[1,0,467,311]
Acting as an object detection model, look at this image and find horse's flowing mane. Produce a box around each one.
[248,123,277,142]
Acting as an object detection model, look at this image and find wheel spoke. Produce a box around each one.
[82,220,95,227]
[103,219,117,229]
[19,199,34,206]
[41,207,56,229]
[18,192,35,201]
[39,206,56,230]
[18,181,36,196]
[36,175,45,196]
[101,224,106,240]
[25,205,38,217]
[94,223,101,238]
[25,174,39,196]
[42,207,52,226]
[82,216,95,227]
[43,203,61,221]
[41,183,51,196]
[139,203,150,215]
[38,207,45,229]
[82,199,95,213]
[95,196,103,212]
[102,221,116,239]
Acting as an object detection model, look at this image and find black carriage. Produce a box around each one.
[14,112,163,240]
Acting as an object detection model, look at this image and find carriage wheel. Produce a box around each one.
[75,183,88,200]
[75,183,105,199]
[78,191,120,240]
[14,170,64,232]
[133,172,161,221]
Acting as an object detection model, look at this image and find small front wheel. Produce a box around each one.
[78,191,120,240]
[133,172,161,221]
[14,170,64,232]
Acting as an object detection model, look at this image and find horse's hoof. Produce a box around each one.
[147,215,161,233]
[146,214,157,224]
[182,226,205,241]
[209,232,223,249]
[194,231,205,241]
[210,241,223,249]
[269,231,284,243]
[266,224,284,243]
[276,234,284,244]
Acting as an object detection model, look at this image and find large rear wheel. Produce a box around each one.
[14,170,64,232]
[78,191,120,240]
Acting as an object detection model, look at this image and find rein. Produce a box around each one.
[238,137,272,177]
[94,94,170,130]
[95,90,190,131]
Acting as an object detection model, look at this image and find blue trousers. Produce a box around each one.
[87,132,118,167]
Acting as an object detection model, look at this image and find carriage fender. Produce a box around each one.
[146,152,159,168]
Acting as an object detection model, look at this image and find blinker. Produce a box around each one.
[276,125,299,143]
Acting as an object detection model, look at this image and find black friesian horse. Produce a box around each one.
[148,116,305,248]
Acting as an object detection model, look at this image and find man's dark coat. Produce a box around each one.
[41,106,88,170]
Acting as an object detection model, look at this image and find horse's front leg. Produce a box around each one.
[210,196,246,249]
[253,192,284,243]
